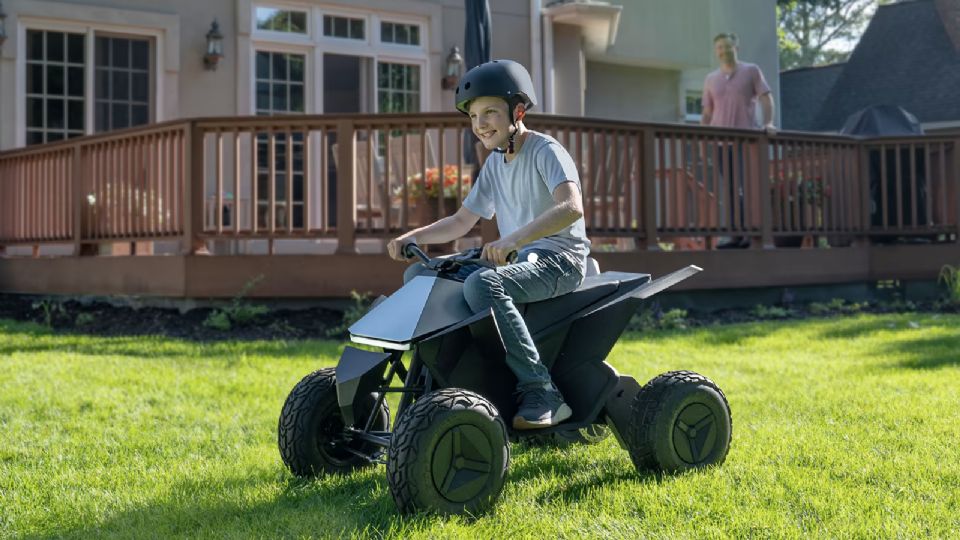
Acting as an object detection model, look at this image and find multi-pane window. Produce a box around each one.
[255,51,306,229]
[323,15,365,40]
[255,51,306,115]
[26,30,86,145]
[95,37,151,132]
[377,62,420,114]
[381,22,420,46]
[256,7,307,34]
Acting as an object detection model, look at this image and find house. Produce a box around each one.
[0,0,778,151]
[781,0,960,133]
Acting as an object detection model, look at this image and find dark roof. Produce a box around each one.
[780,63,846,131]
[811,0,960,131]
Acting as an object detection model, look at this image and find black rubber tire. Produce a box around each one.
[626,370,732,473]
[386,388,509,515]
[525,423,611,447]
[278,368,389,477]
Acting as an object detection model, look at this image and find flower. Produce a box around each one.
[399,165,472,199]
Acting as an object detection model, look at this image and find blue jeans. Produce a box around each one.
[403,249,585,391]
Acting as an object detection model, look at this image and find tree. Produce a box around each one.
[777,0,887,70]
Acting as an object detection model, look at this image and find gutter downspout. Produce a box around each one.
[530,0,543,113]
[543,10,555,114]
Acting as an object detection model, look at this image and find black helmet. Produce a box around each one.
[455,59,538,115]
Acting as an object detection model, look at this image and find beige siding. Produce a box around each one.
[584,62,679,123]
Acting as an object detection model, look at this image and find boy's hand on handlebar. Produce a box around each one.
[481,238,519,266]
[387,237,415,262]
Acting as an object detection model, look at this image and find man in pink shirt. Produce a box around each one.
[702,33,775,131]
[701,33,775,248]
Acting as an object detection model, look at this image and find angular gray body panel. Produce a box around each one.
[349,275,472,346]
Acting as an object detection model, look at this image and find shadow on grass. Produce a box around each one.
[810,314,960,369]
[815,317,905,340]
[882,333,960,370]
[625,322,775,347]
[22,472,417,539]
[0,320,341,361]
[19,444,696,538]
[509,443,663,504]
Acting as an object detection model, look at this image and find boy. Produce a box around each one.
[387,59,590,429]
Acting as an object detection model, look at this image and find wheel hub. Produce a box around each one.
[673,403,717,464]
[431,425,493,503]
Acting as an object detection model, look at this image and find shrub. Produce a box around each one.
[202,275,268,331]
[659,308,689,330]
[750,304,793,319]
[74,313,95,327]
[32,299,66,328]
[939,264,960,305]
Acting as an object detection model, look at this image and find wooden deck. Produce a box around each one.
[1,113,958,298]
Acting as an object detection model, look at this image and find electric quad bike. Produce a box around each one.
[278,245,732,515]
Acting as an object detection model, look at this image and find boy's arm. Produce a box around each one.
[387,206,481,261]
[481,181,583,265]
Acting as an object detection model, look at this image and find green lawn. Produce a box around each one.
[2,313,959,539]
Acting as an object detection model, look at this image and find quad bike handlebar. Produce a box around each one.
[402,242,517,273]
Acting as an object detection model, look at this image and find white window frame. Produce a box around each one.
[244,2,430,115]
[377,18,424,49]
[374,56,427,114]
[249,43,314,115]
[252,3,312,44]
[318,8,370,44]
[15,16,167,147]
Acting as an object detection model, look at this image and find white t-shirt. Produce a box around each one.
[462,130,591,263]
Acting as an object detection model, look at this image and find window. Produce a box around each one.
[256,7,307,34]
[685,90,703,122]
[381,22,420,46]
[323,15,365,40]
[377,62,420,114]
[95,36,151,132]
[26,30,86,144]
[255,50,306,228]
[255,51,306,114]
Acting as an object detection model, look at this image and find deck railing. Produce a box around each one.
[1,113,958,255]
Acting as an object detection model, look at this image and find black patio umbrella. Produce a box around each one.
[839,104,924,136]
[462,0,491,166]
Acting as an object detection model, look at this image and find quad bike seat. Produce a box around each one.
[520,258,651,335]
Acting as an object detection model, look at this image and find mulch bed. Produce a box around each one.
[1,293,956,342]
[0,294,342,341]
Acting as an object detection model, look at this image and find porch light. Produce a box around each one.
[0,2,8,48]
[203,19,223,71]
[441,46,464,90]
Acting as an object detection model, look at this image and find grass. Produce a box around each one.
[1,313,959,539]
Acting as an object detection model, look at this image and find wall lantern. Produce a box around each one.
[203,19,223,71]
[0,1,8,49]
[441,46,464,90]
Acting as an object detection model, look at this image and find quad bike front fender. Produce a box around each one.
[335,347,391,426]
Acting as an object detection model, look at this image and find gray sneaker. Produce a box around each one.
[513,387,572,430]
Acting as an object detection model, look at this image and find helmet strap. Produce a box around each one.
[505,108,525,155]
[493,104,525,157]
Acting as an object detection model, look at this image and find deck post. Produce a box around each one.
[640,127,659,250]
[185,122,208,254]
[953,137,960,243]
[758,134,774,249]
[336,119,357,254]
[857,144,871,247]
[72,144,84,256]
